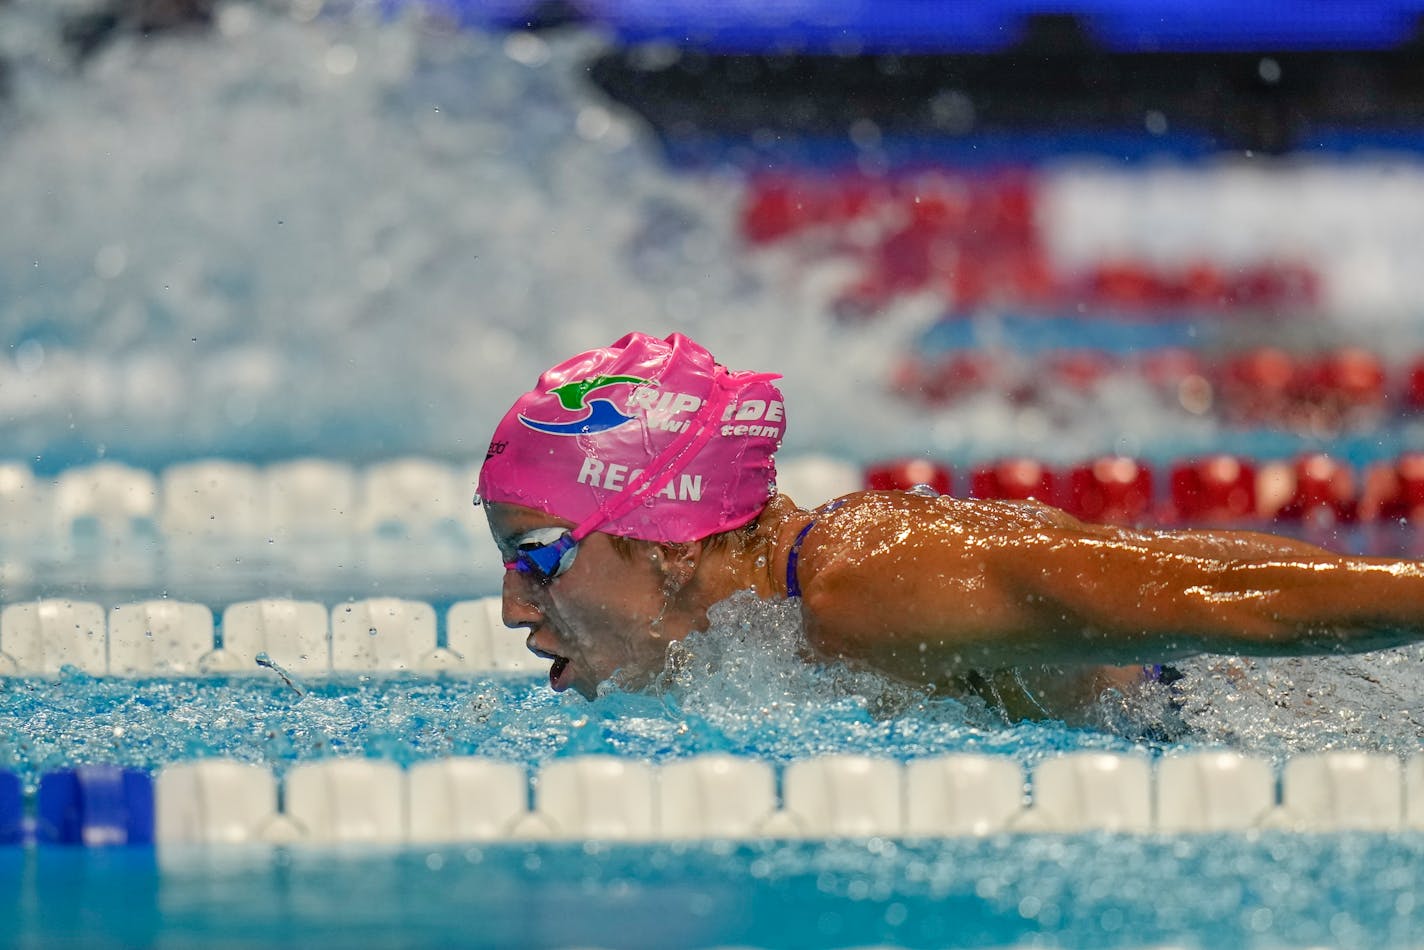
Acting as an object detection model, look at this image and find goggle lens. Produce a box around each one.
[504,529,579,583]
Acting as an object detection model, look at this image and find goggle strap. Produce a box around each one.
[568,367,753,543]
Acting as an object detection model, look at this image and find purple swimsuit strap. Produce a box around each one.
[785,499,846,598]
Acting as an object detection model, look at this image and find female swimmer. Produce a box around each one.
[477,332,1424,719]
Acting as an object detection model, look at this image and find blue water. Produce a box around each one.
[7,833,1424,948]
[2,660,1423,948]
[0,596,1158,792]
[3,595,1424,947]
[3,3,1424,947]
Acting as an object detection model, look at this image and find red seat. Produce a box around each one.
[824,172,891,227]
[897,171,972,233]
[873,221,939,294]
[865,459,953,496]
[969,459,1057,505]
[741,177,805,244]
[1063,457,1154,525]
[1168,455,1257,524]
[970,173,1037,244]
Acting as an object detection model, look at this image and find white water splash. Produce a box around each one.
[0,2,924,467]
[1167,645,1424,759]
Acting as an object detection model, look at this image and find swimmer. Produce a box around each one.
[477,332,1424,720]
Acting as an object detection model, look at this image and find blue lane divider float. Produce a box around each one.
[37,766,153,847]
[0,771,22,846]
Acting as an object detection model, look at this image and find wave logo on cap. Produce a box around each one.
[517,374,650,436]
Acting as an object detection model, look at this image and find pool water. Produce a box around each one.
[8,832,1424,948]
[3,595,1424,947]
[0,596,1152,790]
[3,2,1424,947]
[6,593,1423,789]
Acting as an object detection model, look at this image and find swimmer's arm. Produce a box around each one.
[996,523,1424,660]
[799,497,1424,676]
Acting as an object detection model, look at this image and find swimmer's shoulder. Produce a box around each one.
[779,490,991,656]
[784,489,1093,591]
[781,489,961,574]
[798,488,1073,533]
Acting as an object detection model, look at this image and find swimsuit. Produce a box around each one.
[785,520,815,598]
[785,500,845,598]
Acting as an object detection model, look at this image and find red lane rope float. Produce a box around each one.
[856,452,1424,534]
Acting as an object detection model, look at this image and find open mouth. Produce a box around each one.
[548,656,571,691]
[529,639,574,692]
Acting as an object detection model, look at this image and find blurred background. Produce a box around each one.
[4,0,1424,605]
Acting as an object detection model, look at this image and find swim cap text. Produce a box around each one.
[577,457,704,501]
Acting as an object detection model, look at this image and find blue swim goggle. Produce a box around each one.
[503,527,581,583]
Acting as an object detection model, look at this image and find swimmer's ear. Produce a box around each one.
[653,541,701,591]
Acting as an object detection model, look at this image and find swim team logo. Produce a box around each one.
[518,374,650,436]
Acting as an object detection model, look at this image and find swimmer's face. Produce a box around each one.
[485,502,675,699]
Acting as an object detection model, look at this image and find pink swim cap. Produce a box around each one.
[478,332,785,543]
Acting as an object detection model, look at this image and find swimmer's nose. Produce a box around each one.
[501,571,543,629]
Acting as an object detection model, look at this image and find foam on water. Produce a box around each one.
[651,591,1424,762]
[1167,645,1424,759]
[0,1,906,467]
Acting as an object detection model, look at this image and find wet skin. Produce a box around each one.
[487,491,1424,717]
[486,499,790,699]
